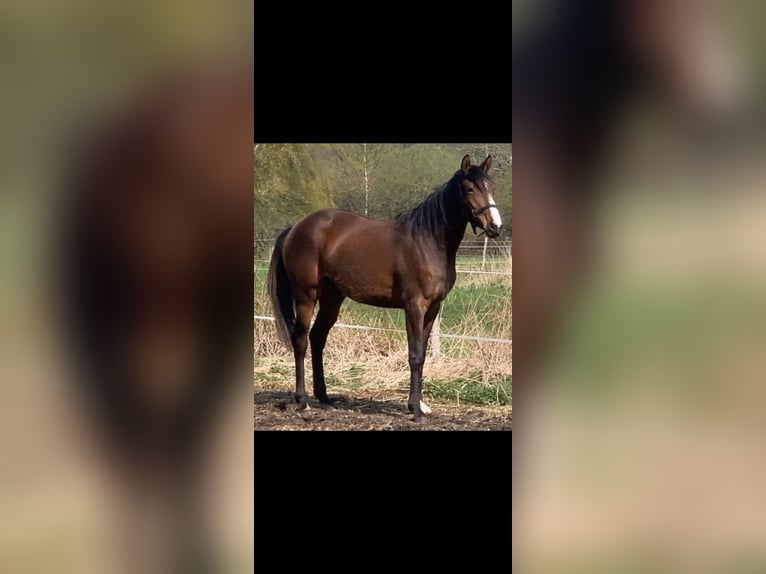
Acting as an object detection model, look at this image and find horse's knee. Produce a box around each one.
[408,347,423,362]
[408,356,424,371]
[292,334,308,356]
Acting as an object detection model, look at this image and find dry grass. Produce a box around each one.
[255,331,511,387]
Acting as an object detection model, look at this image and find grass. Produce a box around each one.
[426,375,512,406]
[254,253,512,408]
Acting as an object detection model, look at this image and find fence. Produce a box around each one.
[254,316,511,358]
[457,238,512,271]
[456,238,512,257]
[254,236,512,353]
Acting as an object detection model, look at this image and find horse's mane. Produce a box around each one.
[395,172,463,237]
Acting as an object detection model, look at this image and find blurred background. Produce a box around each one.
[0,1,252,573]
[514,0,766,572]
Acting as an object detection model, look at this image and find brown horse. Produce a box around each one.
[267,154,504,421]
[60,59,253,574]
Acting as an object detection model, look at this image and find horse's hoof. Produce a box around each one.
[409,401,431,418]
[318,397,336,408]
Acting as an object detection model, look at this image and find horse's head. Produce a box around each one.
[458,154,503,238]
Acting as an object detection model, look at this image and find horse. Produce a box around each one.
[60,58,253,574]
[267,154,504,421]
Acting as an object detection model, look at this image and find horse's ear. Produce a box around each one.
[461,154,471,174]
[480,155,492,173]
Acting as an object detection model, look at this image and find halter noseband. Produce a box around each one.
[471,204,497,218]
[470,203,498,234]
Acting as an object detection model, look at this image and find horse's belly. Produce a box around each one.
[319,219,403,307]
[326,262,403,308]
[346,292,404,308]
[331,272,403,308]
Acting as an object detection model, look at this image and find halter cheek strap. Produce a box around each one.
[470,203,498,234]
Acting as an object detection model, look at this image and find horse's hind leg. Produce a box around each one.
[292,299,316,410]
[310,282,344,405]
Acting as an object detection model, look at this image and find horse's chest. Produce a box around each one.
[417,268,455,300]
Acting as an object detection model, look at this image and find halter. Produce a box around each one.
[470,203,498,234]
[471,204,497,218]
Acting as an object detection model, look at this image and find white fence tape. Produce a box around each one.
[254,315,511,345]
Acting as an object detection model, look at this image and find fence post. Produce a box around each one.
[481,237,488,270]
[431,309,441,359]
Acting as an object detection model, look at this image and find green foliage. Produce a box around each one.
[254,144,333,253]
[366,144,459,218]
[425,376,512,406]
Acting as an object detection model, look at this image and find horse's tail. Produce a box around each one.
[267,227,295,350]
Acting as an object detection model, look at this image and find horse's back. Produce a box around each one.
[284,208,367,254]
[286,208,392,251]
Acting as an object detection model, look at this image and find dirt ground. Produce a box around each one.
[254,389,512,431]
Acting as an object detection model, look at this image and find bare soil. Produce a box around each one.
[254,390,512,431]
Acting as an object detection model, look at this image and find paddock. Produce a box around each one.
[253,241,512,430]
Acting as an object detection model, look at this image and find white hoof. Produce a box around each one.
[419,400,432,414]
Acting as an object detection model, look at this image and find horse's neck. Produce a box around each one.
[446,223,465,253]
[440,216,468,266]
[400,181,468,262]
[436,193,468,261]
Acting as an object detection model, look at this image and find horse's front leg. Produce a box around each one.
[418,301,442,415]
[405,301,428,421]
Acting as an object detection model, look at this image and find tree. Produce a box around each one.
[254,144,333,254]
[320,144,386,216]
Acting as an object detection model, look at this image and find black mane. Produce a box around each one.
[394,172,466,240]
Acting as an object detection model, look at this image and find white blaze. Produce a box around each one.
[488,193,503,228]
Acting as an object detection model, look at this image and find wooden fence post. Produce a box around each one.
[481,237,488,270]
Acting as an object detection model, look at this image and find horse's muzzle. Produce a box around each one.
[486,222,501,238]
